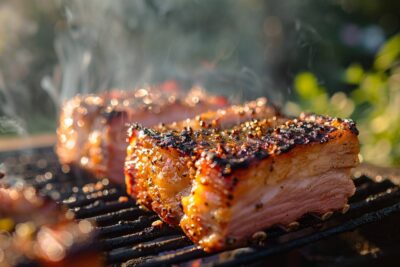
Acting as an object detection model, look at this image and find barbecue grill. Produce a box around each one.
[2,146,400,267]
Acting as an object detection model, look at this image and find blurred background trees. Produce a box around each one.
[0,0,399,165]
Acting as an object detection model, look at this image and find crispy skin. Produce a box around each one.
[125,98,281,224]
[126,112,359,251]
[0,185,100,266]
[57,88,227,183]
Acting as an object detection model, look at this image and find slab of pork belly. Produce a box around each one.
[57,88,227,183]
[180,116,359,251]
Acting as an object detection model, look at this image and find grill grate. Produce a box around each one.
[1,147,400,266]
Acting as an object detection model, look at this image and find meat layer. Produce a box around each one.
[57,87,227,183]
[125,98,281,224]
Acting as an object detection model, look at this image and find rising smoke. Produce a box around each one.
[51,0,274,102]
[0,0,330,135]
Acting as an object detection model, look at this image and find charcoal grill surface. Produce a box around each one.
[1,147,400,267]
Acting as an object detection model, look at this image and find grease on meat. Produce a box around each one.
[125,110,359,251]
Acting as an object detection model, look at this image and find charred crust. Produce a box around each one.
[348,121,359,135]
[134,114,359,173]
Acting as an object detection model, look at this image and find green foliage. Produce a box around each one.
[289,72,354,118]
[287,34,400,166]
[374,35,400,70]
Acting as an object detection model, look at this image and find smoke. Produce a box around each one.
[0,0,339,136]
[0,70,27,136]
[49,0,275,103]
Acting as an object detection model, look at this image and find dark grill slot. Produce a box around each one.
[352,175,372,186]
[1,147,400,267]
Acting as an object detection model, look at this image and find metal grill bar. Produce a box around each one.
[349,187,400,211]
[64,188,122,208]
[107,236,192,264]
[73,199,136,219]
[350,179,394,202]
[100,225,182,250]
[98,215,158,238]
[93,207,151,226]
[125,246,207,267]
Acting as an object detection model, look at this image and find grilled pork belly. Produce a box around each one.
[126,112,359,251]
[57,87,227,184]
[0,184,101,267]
[125,98,281,224]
